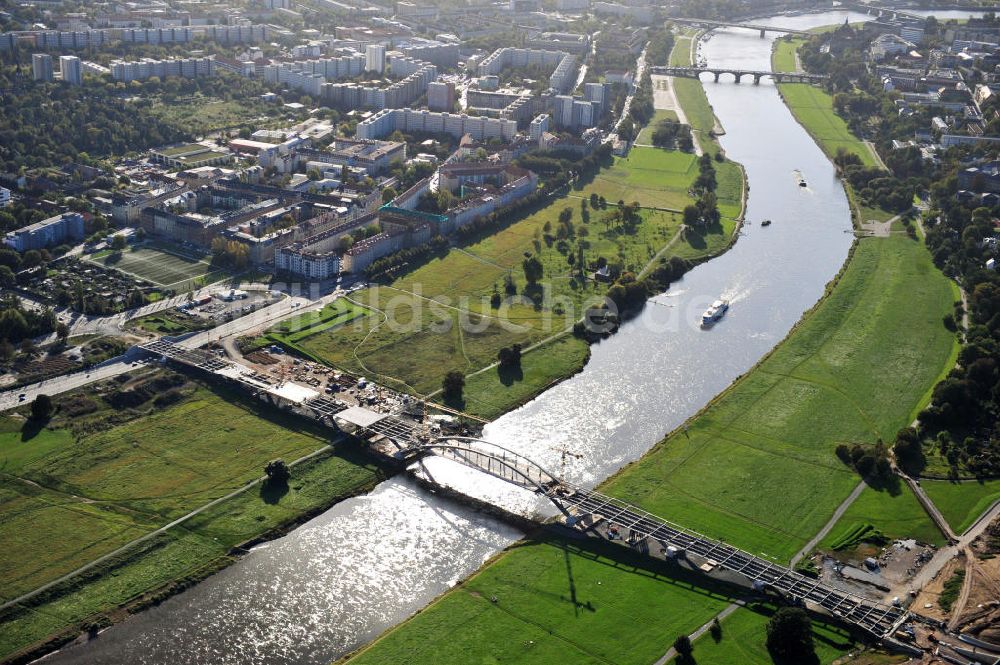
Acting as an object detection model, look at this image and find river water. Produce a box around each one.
[43,9,982,665]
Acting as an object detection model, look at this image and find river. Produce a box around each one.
[42,8,983,665]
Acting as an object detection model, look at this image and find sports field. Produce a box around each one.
[91,245,226,290]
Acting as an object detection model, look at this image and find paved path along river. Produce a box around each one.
[43,9,983,665]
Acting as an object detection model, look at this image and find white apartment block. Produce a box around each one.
[529,113,549,141]
[59,55,81,85]
[366,44,386,73]
[477,47,577,93]
[111,56,215,82]
[356,108,517,141]
[32,53,53,81]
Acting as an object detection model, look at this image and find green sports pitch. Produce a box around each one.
[89,245,228,290]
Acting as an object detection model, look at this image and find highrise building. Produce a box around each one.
[584,82,605,105]
[427,80,455,111]
[32,53,53,82]
[529,113,549,142]
[60,55,82,85]
[365,44,386,73]
[553,94,574,127]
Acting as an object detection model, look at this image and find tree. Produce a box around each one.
[30,394,53,421]
[683,205,701,226]
[0,249,21,271]
[522,255,544,285]
[590,192,599,208]
[0,265,13,287]
[766,607,816,665]
[382,186,397,203]
[497,343,522,368]
[709,617,722,642]
[21,250,42,270]
[673,634,693,659]
[0,339,13,362]
[442,370,465,401]
[110,234,127,251]
[55,321,69,343]
[264,459,290,484]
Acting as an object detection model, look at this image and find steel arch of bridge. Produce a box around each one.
[411,437,570,515]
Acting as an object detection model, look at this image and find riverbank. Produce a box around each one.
[0,378,389,664]
[282,94,746,421]
[339,215,953,665]
[771,37,881,170]
[339,30,960,665]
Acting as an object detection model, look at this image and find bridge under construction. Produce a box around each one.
[141,338,927,651]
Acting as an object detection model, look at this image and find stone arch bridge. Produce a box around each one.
[650,65,829,85]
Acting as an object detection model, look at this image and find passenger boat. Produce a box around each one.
[761,219,772,227]
[701,299,729,326]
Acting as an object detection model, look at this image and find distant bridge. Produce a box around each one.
[650,65,829,85]
[845,3,926,21]
[669,16,813,37]
[401,437,913,641]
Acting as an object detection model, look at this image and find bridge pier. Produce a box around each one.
[734,73,742,84]
[753,73,761,85]
[760,28,765,38]
[713,71,720,83]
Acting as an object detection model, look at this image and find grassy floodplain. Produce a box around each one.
[279,145,742,412]
[820,485,946,549]
[344,535,737,665]
[773,37,1000,523]
[922,479,1000,534]
[280,21,743,415]
[0,376,384,661]
[600,228,957,561]
[635,109,679,144]
[343,30,956,665]
[771,38,803,74]
[341,226,956,665]
[777,83,881,168]
[771,39,880,169]
[686,604,855,665]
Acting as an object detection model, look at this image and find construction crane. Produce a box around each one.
[550,444,583,479]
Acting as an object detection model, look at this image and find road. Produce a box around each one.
[0,283,355,413]
[0,357,141,412]
[904,473,958,542]
[606,43,649,143]
[899,499,1000,602]
[790,480,867,567]
[654,600,745,665]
